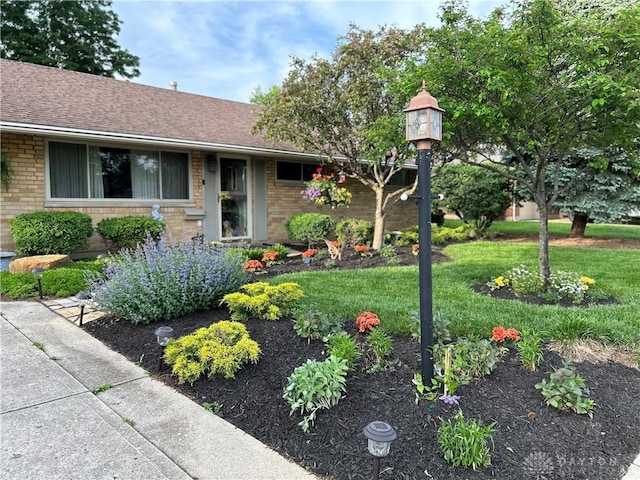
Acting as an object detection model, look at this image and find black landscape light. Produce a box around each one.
[403,82,444,384]
[155,326,174,372]
[75,291,92,327]
[363,421,397,480]
[31,267,44,299]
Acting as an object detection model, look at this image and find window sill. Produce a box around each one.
[45,200,196,208]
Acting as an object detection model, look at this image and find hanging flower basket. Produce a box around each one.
[301,168,352,209]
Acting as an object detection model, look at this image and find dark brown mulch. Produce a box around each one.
[82,245,640,480]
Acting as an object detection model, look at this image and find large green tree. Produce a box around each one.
[1,0,139,78]
[254,25,423,249]
[403,0,640,282]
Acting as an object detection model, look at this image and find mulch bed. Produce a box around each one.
[83,245,640,480]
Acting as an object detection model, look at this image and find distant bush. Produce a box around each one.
[96,216,165,250]
[164,321,260,384]
[396,223,476,246]
[432,224,476,244]
[89,238,247,324]
[285,213,335,248]
[10,211,93,255]
[336,218,374,247]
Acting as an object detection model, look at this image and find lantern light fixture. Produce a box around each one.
[31,267,45,299]
[363,421,397,480]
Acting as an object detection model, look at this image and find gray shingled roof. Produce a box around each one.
[0,59,298,153]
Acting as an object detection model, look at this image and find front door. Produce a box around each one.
[219,157,250,239]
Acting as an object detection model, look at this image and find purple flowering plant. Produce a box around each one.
[88,236,248,324]
[301,168,352,209]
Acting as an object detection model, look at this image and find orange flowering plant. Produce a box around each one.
[492,326,520,343]
[354,244,372,257]
[301,249,317,259]
[355,311,380,333]
[261,250,278,267]
[242,260,263,273]
[412,244,419,256]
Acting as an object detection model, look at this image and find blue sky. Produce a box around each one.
[112,0,504,103]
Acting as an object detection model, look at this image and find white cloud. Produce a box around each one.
[112,0,504,102]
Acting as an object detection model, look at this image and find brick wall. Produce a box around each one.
[0,133,204,252]
[263,159,419,242]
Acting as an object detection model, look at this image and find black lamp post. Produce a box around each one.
[31,267,44,299]
[363,421,397,480]
[155,326,174,372]
[403,82,444,384]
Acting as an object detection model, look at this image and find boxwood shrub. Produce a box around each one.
[96,216,165,250]
[10,211,93,255]
[284,213,335,248]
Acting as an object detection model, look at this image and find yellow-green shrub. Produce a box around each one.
[163,321,260,384]
[222,282,305,321]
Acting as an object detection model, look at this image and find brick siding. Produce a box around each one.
[0,133,204,252]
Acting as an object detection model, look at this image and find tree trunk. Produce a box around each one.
[372,186,386,250]
[570,212,588,238]
[536,198,551,289]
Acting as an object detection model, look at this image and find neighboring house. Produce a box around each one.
[0,60,417,252]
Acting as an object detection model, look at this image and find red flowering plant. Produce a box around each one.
[354,244,372,257]
[412,244,419,256]
[492,326,520,343]
[356,311,380,333]
[242,260,263,273]
[261,250,278,267]
[301,168,352,209]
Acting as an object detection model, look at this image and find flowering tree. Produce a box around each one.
[254,25,423,249]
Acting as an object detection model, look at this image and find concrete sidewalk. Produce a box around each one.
[0,301,316,480]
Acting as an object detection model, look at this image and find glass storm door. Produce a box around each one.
[219,158,249,238]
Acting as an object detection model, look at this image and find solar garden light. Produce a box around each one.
[155,326,174,372]
[403,82,444,384]
[75,291,92,327]
[30,267,45,299]
[104,239,113,255]
[363,421,397,480]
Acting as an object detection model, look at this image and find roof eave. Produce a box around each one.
[0,121,318,160]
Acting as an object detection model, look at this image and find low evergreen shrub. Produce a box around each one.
[0,272,37,299]
[164,321,260,384]
[284,213,335,248]
[222,282,305,321]
[10,211,93,255]
[88,237,247,324]
[96,216,165,250]
[41,268,89,298]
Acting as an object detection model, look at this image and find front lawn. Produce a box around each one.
[274,241,640,346]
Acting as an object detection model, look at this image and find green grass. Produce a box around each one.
[487,220,640,241]
[272,241,640,346]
